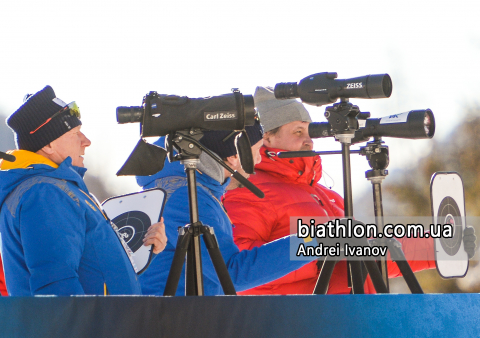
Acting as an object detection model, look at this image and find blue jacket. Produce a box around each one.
[0,151,141,296]
[136,138,309,296]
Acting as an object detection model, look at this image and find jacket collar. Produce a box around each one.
[0,151,89,207]
[0,150,58,170]
[255,146,323,185]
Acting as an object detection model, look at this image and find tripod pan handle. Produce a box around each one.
[231,171,264,198]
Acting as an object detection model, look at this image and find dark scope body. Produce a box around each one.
[353,109,434,142]
[275,72,392,106]
[308,109,435,142]
[117,91,256,137]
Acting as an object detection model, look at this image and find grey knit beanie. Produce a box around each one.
[254,86,311,132]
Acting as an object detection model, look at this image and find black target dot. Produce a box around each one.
[437,196,462,256]
[112,211,151,252]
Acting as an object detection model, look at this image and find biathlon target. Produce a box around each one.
[112,211,151,252]
[102,188,166,275]
[430,172,468,278]
[437,196,463,256]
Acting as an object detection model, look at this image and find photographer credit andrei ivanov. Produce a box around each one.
[0,86,167,296]
[222,86,475,295]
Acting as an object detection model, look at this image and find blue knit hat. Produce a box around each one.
[7,86,82,152]
[199,120,263,159]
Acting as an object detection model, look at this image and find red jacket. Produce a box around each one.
[0,255,7,296]
[223,146,435,294]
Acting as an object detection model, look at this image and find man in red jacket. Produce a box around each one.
[223,86,437,294]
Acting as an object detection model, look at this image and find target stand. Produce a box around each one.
[102,188,166,275]
[430,172,469,278]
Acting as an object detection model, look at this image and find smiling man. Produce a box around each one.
[0,86,167,296]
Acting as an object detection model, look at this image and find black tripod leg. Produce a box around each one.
[389,244,424,294]
[185,239,201,296]
[202,227,236,295]
[349,261,365,294]
[313,257,337,294]
[164,228,192,296]
[363,260,388,293]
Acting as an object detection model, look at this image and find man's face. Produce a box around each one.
[263,120,313,151]
[48,126,91,167]
[225,139,263,190]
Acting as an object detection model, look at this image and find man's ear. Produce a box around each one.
[224,154,240,168]
[38,143,55,155]
[263,133,272,147]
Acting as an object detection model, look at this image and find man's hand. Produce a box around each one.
[463,226,476,259]
[143,217,168,254]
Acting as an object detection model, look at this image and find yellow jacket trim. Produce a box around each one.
[0,150,59,170]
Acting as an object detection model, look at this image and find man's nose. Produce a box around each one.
[81,132,92,147]
[304,136,313,149]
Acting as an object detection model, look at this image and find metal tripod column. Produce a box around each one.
[184,158,205,296]
[340,141,354,217]
[367,171,389,292]
[337,133,364,294]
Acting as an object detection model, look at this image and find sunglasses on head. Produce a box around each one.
[30,101,81,135]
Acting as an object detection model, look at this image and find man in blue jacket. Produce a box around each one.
[0,86,167,296]
[137,121,317,296]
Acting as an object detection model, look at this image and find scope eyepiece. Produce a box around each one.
[274,82,299,100]
[243,95,257,126]
[117,106,144,124]
[308,122,333,139]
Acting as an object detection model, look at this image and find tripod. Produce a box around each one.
[311,135,423,294]
[360,137,423,293]
[276,98,423,294]
[311,98,387,294]
[162,130,263,296]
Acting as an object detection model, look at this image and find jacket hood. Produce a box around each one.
[136,137,229,198]
[0,150,88,207]
[256,146,323,185]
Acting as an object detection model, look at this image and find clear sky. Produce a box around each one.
[1,0,479,201]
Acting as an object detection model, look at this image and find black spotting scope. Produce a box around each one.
[117,89,256,137]
[308,109,435,143]
[274,72,392,106]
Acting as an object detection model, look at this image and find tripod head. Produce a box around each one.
[359,137,389,181]
[166,130,264,199]
[323,99,370,144]
[116,125,263,198]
